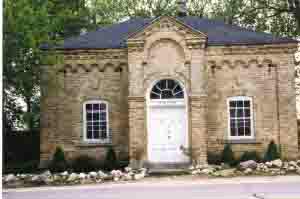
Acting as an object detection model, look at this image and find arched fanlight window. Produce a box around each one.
[150,79,184,99]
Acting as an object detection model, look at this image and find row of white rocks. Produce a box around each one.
[3,167,147,186]
[189,159,300,177]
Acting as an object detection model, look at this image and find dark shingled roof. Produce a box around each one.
[41,16,297,50]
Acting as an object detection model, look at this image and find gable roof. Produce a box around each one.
[41,16,297,50]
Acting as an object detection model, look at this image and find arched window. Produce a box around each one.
[83,100,110,143]
[227,96,254,139]
[150,79,184,99]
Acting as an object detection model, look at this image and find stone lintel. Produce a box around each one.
[128,96,145,102]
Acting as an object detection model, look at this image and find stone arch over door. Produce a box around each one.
[146,78,190,164]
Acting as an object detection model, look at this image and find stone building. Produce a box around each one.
[40,13,299,167]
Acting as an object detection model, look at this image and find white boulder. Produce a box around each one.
[265,162,272,167]
[98,171,108,178]
[271,159,283,168]
[244,168,253,174]
[134,173,145,180]
[124,167,132,173]
[201,168,214,175]
[79,173,86,179]
[67,173,78,182]
[89,172,98,178]
[5,174,17,183]
[191,169,200,175]
[61,171,69,176]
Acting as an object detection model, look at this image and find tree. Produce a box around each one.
[3,0,90,130]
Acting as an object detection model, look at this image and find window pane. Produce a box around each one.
[100,112,106,121]
[244,100,250,107]
[173,84,182,94]
[161,90,173,99]
[100,103,106,110]
[167,79,175,89]
[94,131,100,139]
[238,127,244,136]
[230,128,236,136]
[93,113,100,120]
[93,125,100,131]
[87,130,93,139]
[94,122,100,127]
[150,92,160,99]
[245,119,251,127]
[237,109,243,117]
[87,125,93,131]
[229,101,236,107]
[245,127,251,136]
[100,131,107,139]
[86,104,92,110]
[93,104,100,110]
[100,125,107,131]
[230,119,236,129]
[244,108,250,117]
[237,119,244,128]
[87,113,92,121]
[174,91,184,98]
[160,80,167,89]
[230,109,236,118]
[152,85,160,94]
[237,101,243,107]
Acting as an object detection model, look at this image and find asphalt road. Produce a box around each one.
[3,176,300,199]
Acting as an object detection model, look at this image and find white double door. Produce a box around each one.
[148,102,189,163]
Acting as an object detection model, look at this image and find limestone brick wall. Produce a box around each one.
[40,50,129,166]
[206,44,299,159]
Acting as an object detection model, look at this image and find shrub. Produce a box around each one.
[207,152,222,165]
[4,160,40,174]
[71,155,100,173]
[264,140,280,162]
[104,147,119,171]
[221,144,236,166]
[239,151,261,162]
[49,146,68,172]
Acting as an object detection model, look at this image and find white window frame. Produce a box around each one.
[227,96,254,140]
[83,100,110,143]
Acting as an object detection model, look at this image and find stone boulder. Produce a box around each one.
[201,168,215,175]
[79,173,86,179]
[124,167,132,173]
[4,174,17,183]
[30,175,44,185]
[244,168,253,175]
[239,160,257,170]
[98,170,108,179]
[67,173,79,182]
[214,169,236,177]
[134,173,145,180]
[271,159,282,168]
[89,172,98,179]
[61,171,69,176]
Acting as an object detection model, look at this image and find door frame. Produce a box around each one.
[146,78,190,164]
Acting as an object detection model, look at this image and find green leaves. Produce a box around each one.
[3,0,89,130]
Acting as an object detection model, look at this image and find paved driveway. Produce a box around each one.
[3,176,300,199]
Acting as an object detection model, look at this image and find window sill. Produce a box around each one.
[76,141,113,147]
[223,139,261,144]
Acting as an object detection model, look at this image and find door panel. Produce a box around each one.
[148,105,188,163]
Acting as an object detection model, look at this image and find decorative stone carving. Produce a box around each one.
[207,58,275,71]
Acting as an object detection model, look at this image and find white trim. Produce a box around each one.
[82,100,110,143]
[146,78,189,163]
[227,96,255,140]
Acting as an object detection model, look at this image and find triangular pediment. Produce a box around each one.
[127,16,207,41]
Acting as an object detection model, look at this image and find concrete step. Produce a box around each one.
[146,162,191,175]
